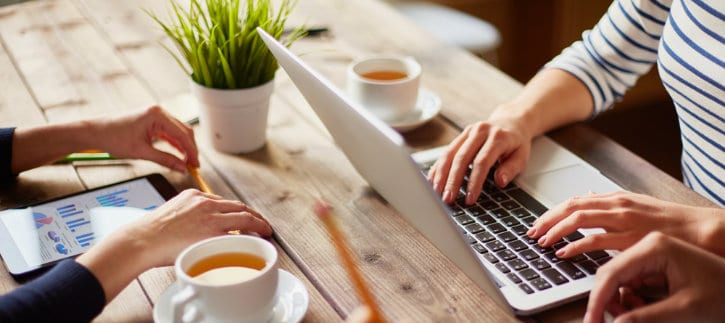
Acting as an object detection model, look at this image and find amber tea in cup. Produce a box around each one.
[347,56,421,122]
[172,235,279,323]
[360,70,408,81]
[187,252,266,286]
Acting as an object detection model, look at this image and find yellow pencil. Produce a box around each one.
[187,165,214,194]
[314,200,387,323]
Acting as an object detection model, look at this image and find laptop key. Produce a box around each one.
[511,225,528,236]
[556,262,586,280]
[475,231,496,243]
[507,259,528,271]
[477,214,496,225]
[465,234,476,244]
[464,223,485,234]
[511,208,531,218]
[518,283,534,294]
[489,208,509,219]
[487,223,506,234]
[521,216,537,226]
[552,241,568,251]
[497,231,517,242]
[472,243,487,254]
[501,200,520,210]
[466,205,487,217]
[454,214,474,225]
[496,249,517,261]
[479,201,499,210]
[489,192,509,202]
[530,278,552,291]
[541,268,569,285]
[507,273,522,284]
[520,268,540,281]
[495,263,510,274]
[508,188,548,215]
[524,237,538,245]
[533,245,555,254]
[485,240,506,252]
[570,254,588,263]
[520,249,539,261]
[449,205,467,217]
[565,231,585,242]
[596,256,612,266]
[578,260,598,275]
[508,240,528,251]
[544,252,563,263]
[500,216,520,227]
[586,250,609,260]
[530,259,551,270]
[483,253,499,264]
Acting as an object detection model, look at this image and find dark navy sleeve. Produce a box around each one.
[0,259,106,322]
[0,128,16,183]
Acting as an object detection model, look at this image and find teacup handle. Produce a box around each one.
[171,285,203,323]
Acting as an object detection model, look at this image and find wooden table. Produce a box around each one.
[0,0,716,322]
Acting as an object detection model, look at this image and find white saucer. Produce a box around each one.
[153,269,309,323]
[388,88,442,133]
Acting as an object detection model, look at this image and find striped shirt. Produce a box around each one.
[545,0,724,206]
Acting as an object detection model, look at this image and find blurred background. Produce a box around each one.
[390,0,681,180]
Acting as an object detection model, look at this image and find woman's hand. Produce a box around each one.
[585,232,725,323]
[428,112,532,205]
[528,191,725,258]
[77,189,272,302]
[129,189,273,267]
[94,106,199,172]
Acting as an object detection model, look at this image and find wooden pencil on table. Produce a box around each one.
[314,200,387,323]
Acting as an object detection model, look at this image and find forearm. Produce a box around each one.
[11,120,101,173]
[490,69,594,138]
[76,225,156,303]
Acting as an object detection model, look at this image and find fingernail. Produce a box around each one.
[526,228,536,237]
[443,190,452,203]
[500,173,508,186]
[556,249,566,257]
[538,235,547,246]
[466,191,474,205]
[583,312,590,323]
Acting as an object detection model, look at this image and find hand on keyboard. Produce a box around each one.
[426,114,533,205]
[527,191,725,258]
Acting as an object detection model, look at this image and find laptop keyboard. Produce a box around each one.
[423,165,610,295]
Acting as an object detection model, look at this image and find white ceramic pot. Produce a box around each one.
[191,80,274,154]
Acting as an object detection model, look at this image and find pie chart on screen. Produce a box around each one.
[33,212,54,229]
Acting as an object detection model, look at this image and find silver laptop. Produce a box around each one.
[258,28,620,315]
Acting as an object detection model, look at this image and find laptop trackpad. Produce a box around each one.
[518,164,621,208]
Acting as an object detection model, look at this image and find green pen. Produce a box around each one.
[59,152,115,163]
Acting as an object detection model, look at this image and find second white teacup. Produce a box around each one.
[347,56,421,123]
[171,235,279,323]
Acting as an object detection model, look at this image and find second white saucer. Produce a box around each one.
[388,88,442,133]
[153,269,309,323]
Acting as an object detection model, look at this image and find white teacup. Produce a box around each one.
[347,56,421,123]
[171,235,279,323]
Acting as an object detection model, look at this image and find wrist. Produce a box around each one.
[697,207,725,257]
[76,224,158,302]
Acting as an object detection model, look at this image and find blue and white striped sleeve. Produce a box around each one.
[544,0,672,116]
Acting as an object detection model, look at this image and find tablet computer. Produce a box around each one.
[0,174,177,276]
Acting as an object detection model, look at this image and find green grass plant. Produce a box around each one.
[147,0,304,89]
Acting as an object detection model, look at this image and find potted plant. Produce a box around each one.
[148,0,304,153]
